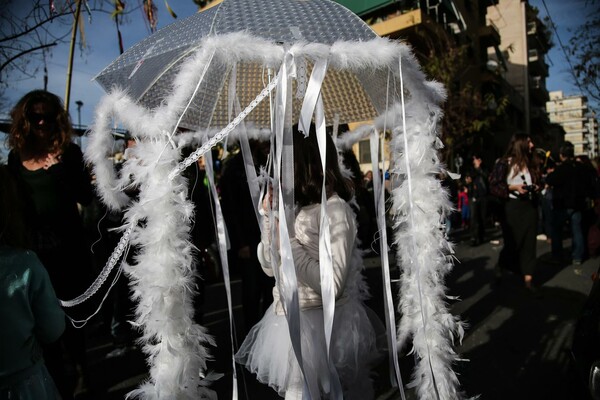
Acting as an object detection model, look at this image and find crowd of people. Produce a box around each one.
[447,133,600,294]
[3,89,599,398]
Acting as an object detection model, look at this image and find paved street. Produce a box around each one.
[74,225,597,399]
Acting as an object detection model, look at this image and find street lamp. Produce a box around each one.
[75,100,83,127]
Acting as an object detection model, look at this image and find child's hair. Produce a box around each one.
[293,124,353,207]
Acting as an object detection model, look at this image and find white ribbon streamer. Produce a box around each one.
[298,58,328,136]
[274,51,318,399]
[370,128,406,399]
[204,143,238,400]
[235,97,262,230]
[297,55,342,398]
[315,99,343,399]
[228,63,237,123]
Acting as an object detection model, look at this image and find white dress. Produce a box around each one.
[235,195,384,399]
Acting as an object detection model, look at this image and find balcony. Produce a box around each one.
[479,21,501,48]
[530,76,549,104]
[369,7,459,51]
[371,8,426,37]
[364,0,466,39]
[528,49,549,77]
[526,17,552,52]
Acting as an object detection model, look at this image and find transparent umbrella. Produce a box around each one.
[92,0,399,131]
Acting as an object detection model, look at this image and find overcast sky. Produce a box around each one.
[1,0,596,129]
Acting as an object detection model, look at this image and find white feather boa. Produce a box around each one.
[86,95,216,400]
[388,95,466,399]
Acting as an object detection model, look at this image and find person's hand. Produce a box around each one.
[43,151,62,170]
[262,185,273,212]
[508,183,527,194]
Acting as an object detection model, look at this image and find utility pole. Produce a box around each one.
[64,0,83,113]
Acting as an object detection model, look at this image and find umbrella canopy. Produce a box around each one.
[94,0,390,131]
[86,1,466,399]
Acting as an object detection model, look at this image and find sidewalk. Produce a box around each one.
[72,226,597,399]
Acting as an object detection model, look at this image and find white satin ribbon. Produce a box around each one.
[298,55,342,398]
[228,63,237,123]
[204,138,238,400]
[234,96,262,229]
[224,63,239,159]
[315,100,343,399]
[298,58,328,137]
[370,128,405,399]
[274,51,318,399]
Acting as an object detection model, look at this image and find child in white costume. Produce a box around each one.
[235,127,383,399]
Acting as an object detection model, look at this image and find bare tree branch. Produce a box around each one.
[0,42,57,76]
[0,12,69,43]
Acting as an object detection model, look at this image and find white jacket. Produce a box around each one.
[257,195,357,315]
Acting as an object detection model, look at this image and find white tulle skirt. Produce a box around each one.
[235,299,384,399]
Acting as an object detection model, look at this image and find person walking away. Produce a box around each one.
[470,154,489,246]
[545,142,595,265]
[0,166,66,400]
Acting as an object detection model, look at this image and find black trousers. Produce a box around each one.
[499,198,538,276]
[470,196,488,243]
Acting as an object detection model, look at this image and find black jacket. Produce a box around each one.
[546,159,594,211]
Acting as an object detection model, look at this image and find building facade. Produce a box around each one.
[546,91,599,158]
[337,0,555,170]
[336,0,507,171]
[485,0,555,152]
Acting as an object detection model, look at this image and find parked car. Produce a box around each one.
[571,264,600,399]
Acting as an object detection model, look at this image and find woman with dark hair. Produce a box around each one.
[235,126,382,399]
[9,90,73,165]
[494,133,541,294]
[6,90,94,399]
[0,166,65,399]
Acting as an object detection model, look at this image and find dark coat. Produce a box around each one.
[546,159,595,211]
[7,142,94,299]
